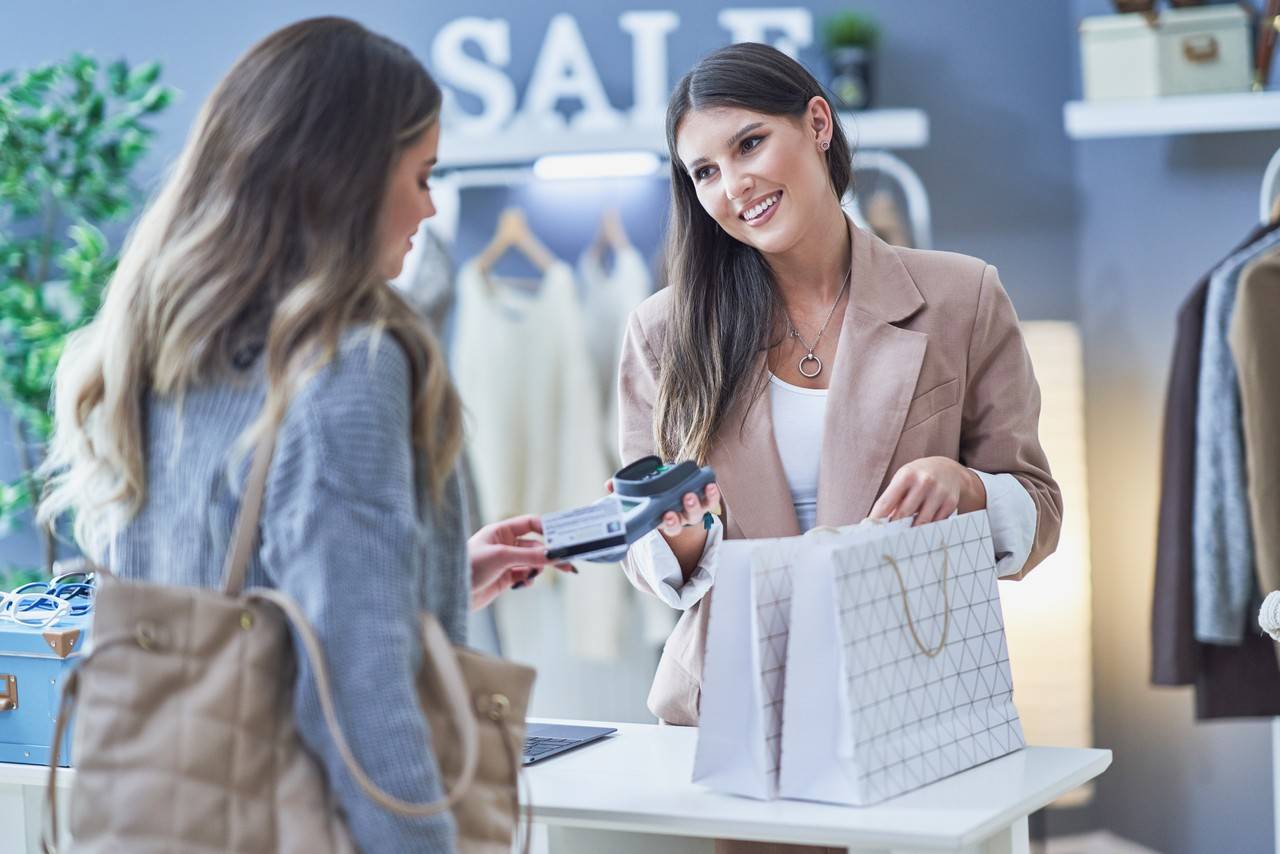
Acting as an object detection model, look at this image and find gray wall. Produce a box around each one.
[4,2,1278,850]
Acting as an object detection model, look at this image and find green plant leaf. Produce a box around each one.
[0,51,176,560]
[106,60,128,97]
[66,222,105,258]
[139,84,173,114]
[126,61,161,94]
[70,54,98,86]
[822,12,880,51]
[84,92,105,126]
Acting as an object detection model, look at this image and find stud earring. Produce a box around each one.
[820,140,830,151]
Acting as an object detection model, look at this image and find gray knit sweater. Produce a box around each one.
[108,327,469,852]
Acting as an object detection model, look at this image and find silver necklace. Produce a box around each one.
[781,264,852,379]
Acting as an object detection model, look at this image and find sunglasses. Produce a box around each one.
[0,573,97,629]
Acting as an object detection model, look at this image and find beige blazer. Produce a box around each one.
[1229,248,1280,600]
[617,224,1062,725]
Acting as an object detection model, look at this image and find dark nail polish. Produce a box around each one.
[570,566,579,574]
[512,581,526,590]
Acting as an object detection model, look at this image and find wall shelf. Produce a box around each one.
[1064,91,1280,139]
[438,108,928,168]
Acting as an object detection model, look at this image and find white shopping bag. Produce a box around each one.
[691,539,775,799]
[780,510,1025,806]
[693,520,912,799]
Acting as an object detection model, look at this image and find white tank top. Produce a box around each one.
[768,373,828,532]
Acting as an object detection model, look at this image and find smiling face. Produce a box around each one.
[674,98,836,257]
[377,120,440,280]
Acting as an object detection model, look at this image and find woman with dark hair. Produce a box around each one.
[617,40,1061,821]
[41,17,566,851]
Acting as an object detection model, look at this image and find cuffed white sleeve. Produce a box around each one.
[972,469,1037,578]
[627,516,725,609]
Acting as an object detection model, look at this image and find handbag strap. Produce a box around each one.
[222,420,488,815]
[220,422,280,596]
[883,551,951,659]
[250,587,483,818]
[42,633,140,852]
[219,423,488,814]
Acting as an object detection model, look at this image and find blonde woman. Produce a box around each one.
[39,18,565,851]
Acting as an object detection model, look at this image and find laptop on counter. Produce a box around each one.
[522,723,617,765]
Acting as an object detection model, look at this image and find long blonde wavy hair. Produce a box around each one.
[38,17,464,553]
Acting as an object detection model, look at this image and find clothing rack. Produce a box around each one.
[427,149,933,253]
[848,149,933,251]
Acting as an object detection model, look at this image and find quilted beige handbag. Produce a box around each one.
[43,423,535,853]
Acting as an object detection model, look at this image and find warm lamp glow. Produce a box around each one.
[1002,321,1095,807]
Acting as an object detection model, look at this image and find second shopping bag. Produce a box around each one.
[780,510,1025,806]
[692,520,912,799]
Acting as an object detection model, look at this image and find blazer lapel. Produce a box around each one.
[816,223,927,527]
[709,351,802,539]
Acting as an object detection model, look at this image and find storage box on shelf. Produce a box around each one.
[0,614,89,767]
[1079,5,1252,101]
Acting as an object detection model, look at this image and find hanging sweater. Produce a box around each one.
[1193,228,1280,644]
[578,244,653,467]
[452,260,619,659]
[577,245,672,650]
[107,327,469,853]
[452,260,610,523]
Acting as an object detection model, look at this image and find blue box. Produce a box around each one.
[0,613,90,766]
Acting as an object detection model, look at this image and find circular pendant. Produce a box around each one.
[798,352,823,378]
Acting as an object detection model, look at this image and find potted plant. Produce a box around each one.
[0,54,175,587]
[821,11,881,111]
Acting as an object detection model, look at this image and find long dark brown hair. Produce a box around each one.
[41,17,464,548]
[655,42,853,463]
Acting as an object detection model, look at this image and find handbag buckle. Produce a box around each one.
[477,692,511,721]
[134,621,165,651]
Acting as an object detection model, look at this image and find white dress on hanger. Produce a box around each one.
[578,244,653,465]
[452,260,624,661]
[578,245,674,647]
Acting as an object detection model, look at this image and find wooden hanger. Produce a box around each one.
[593,208,633,254]
[474,207,558,274]
[583,208,634,274]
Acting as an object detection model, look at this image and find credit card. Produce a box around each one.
[542,496,627,560]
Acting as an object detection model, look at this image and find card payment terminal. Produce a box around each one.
[542,456,716,563]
